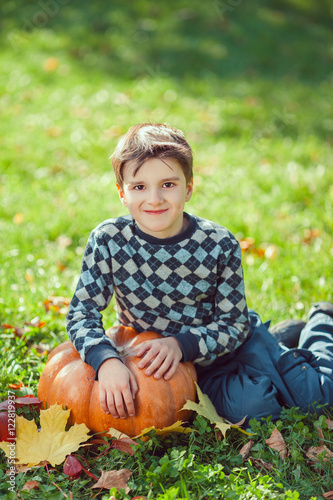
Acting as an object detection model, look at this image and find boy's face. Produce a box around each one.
[116,157,193,239]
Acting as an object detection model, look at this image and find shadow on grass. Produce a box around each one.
[1,0,332,83]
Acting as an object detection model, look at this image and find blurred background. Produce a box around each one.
[1,0,333,344]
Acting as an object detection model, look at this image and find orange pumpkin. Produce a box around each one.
[38,326,197,436]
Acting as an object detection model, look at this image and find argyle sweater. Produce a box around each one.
[66,213,250,376]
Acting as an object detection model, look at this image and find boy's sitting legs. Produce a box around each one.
[197,304,333,425]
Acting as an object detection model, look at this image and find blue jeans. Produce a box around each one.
[197,310,333,423]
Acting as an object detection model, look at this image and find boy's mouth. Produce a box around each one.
[144,209,168,215]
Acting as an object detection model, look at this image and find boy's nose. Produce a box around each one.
[148,189,163,205]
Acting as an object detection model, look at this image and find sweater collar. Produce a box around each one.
[133,213,196,245]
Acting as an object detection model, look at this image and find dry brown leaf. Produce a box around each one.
[21,480,40,491]
[239,237,255,252]
[250,457,274,471]
[239,440,254,462]
[12,461,48,474]
[302,228,320,245]
[265,428,288,460]
[306,445,333,462]
[326,419,333,429]
[317,427,325,445]
[44,296,70,315]
[91,469,132,492]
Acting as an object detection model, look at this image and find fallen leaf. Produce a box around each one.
[56,261,67,272]
[239,440,254,462]
[111,439,136,456]
[0,395,41,411]
[25,272,34,283]
[25,317,46,329]
[182,383,248,438]
[31,343,50,355]
[238,237,277,260]
[8,382,24,390]
[91,469,132,492]
[264,244,278,261]
[239,237,255,252]
[12,463,47,474]
[107,428,131,440]
[44,57,59,71]
[0,413,15,442]
[44,296,70,315]
[21,480,40,491]
[13,213,24,224]
[302,228,320,245]
[133,420,193,440]
[1,323,25,338]
[317,427,325,445]
[249,457,274,471]
[326,419,333,429]
[45,126,63,137]
[63,454,83,479]
[57,235,72,248]
[323,492,333,499]
[265,428,288,460]
[0,404,90,466]
[306,445,333,462]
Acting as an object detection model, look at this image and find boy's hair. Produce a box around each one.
[111,123,193,187]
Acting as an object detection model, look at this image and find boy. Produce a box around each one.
[67,123,333,424]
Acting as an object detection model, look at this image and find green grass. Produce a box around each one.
[0,0,333,498]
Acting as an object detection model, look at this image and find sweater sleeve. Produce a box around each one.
[66,229,120,366]
[174,239,250,366]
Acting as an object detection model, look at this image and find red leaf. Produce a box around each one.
[0,395,41,411]
[15,396,41,408]
[0,412,15,442]
[112,438,138,456]
[8,382,23,390]
[63,455,83,479]
[80,465,99,481]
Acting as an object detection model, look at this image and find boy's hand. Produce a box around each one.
[136,337,182,381]
[98,358,138,419]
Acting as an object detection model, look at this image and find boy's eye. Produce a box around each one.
[163,182,174,188]
[134,185,145,190]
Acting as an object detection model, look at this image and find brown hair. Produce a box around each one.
[111,123,193,187]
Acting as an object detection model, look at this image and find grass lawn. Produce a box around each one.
[0,0,333,498]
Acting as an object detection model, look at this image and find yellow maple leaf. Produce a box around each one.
[133,420,193,440]
[182,382,250,438]
[0,404,90,467]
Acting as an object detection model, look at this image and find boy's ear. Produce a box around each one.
[185,178,194,202]
[116,183,127,206]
